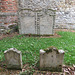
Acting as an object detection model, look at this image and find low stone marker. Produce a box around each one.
[40,46,65,72]
[4,48,22,69]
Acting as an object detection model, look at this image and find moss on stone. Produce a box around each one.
[40,67,62,72]
[44,46,58,54]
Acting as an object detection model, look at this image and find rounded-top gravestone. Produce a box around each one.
[18,0,57,35]
[4,48,23,69]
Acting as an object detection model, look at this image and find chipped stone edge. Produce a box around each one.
[58,49,65,54]
[40,49,65,54]
[40,49,46,54]
[4,48,21,54]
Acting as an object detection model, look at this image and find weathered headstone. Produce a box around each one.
[40,46,65,72]
[18,0,57,35]
[4,48,22,69]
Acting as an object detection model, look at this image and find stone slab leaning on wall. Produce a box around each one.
[18,0,57,35]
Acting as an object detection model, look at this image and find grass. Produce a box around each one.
[0,31,75,66]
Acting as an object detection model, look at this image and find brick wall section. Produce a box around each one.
[0,0,17,27]
[0,0,17,12]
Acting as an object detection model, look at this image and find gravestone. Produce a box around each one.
[40,46,65,72]
[4,48,22,69]
[18,0,57,35]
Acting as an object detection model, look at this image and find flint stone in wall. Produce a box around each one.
[19,0,57,10]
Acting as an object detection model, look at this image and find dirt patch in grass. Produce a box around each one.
[0,32,19,40]
[0,29,75,40]
[21,64,75,75]
[0,61,21,75]
[0,69,20,75]
[1,61,74,75]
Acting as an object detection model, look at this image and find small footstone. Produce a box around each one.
[4,48,23,69]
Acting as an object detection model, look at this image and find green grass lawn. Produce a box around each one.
[0,31,75,66]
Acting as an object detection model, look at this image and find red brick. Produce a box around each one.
[0,0,17,26]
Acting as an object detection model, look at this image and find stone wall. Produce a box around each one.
[0,0,18,33]
[0,0,75,34]
[55,0,75,29]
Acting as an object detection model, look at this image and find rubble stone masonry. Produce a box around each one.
[0,0,17,33]
[0,0,75,34]
[55,0,75,29]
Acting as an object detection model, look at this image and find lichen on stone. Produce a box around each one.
[44,46,58,53]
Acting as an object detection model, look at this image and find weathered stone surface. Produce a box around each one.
[0,26,7,34]
[18,0,56,35]
[4,48,22,69]
[40,46,65,72]
[19,0,57,10]
[0,23,18,34]
[55,1,75,29]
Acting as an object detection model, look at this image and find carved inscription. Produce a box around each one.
[35,12,40,34]
[18,0,56,35]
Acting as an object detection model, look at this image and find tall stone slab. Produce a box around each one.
[18,0,56,35]
[4,48,22,69]
[40,46,65,72]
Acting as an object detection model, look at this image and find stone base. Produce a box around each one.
[40,67,62,72]
[21,34,54,37]
[7,65,22,70]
